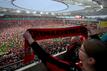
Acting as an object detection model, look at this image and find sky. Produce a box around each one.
[0,0,85,12]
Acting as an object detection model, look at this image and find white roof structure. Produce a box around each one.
[0,0,106,16]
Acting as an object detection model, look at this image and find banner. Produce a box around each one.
[99,21,107,28]
[23,26,88,64]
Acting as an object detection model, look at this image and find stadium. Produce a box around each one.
[0,0,107,71]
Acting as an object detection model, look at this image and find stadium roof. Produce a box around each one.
[0,0,107,16]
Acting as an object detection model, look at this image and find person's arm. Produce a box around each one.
[30,41,50,63]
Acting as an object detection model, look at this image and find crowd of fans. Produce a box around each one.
[0,15,99,71]
[38,37,73,55]
[0,34,75,71]
[0,22,75,71]
[0,48,24,71]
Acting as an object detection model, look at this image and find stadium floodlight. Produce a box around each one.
[51,12,55,15]
[33,11,36,14]
[40,12,43,14]
[2,9,7,12]
[45,12,49,14]
[26,11,30,14]
[85,6,91,8]
[16,10,21,13]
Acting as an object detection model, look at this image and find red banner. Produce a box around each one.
[23,26,88,64]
